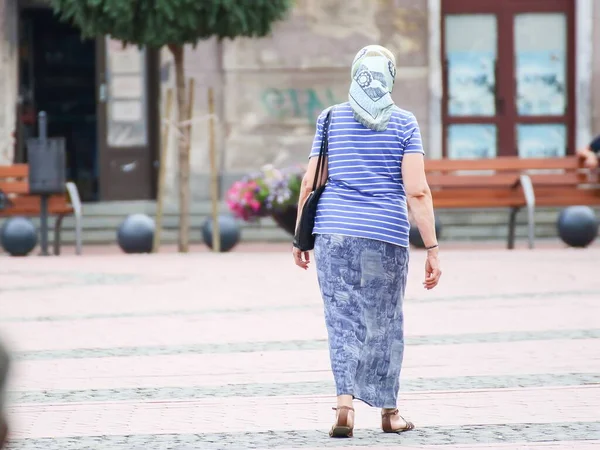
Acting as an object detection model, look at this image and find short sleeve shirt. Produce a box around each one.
[308,102,424,248]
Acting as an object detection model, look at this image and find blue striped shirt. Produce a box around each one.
[309,102,424,248]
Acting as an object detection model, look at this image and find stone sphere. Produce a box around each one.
[0,217,38,257]
[202,215,241,252]
[557,206,598,248]
[117,214,155,254]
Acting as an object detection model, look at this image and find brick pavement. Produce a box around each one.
[0,246,599,449]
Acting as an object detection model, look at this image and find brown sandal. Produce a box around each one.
[329,406,354,438]
[381,409,415,433]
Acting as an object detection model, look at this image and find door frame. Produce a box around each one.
[96,37,160,201]
[440,0,576,158]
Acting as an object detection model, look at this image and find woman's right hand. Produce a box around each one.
[423,248,441,290]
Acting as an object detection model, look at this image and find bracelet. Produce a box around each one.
[425,244,439,250]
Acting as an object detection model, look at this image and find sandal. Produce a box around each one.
[329,406,354,438]
[381,409,415,433]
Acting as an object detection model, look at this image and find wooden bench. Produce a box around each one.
[0,164,83,255]
[425,156,600,249]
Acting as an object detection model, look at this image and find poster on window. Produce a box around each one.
[516,51,566,116]
[106,37,148,147]
[517,124,566,158]
[447,51,496,117]
[447,124,497,159]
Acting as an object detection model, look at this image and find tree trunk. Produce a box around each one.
[169,44,190,253]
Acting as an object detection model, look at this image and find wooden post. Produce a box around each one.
[170,45,189,253]
[208,87,220,252]
[153,87,174,253]
[179,77,195,252]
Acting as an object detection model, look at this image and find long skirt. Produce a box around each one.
[314,234,409,408]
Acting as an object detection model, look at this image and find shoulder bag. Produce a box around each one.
[293,108,333,251]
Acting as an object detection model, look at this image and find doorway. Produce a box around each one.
[96,38,160,201]
[17,5,98,201]
[16,3,159,201]
[441,0,575,159]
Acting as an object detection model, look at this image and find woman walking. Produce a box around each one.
[293,45,441,437]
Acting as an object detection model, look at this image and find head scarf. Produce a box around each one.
[348,45,397,131]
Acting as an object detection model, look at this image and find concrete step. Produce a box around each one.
[44,226,291,246]
[1,202,598,246]
[80,201,230,216]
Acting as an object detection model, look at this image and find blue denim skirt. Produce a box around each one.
[314,234,409,408]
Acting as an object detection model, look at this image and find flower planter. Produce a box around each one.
[271,206,297,236]
[227,165,305,231]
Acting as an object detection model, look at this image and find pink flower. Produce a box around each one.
[249,199,261,211]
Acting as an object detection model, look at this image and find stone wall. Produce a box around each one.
[160,0,430,201]
[0,0,18,165]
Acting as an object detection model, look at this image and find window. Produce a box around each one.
[442,0,575,158]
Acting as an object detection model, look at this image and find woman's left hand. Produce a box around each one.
[292,246,311,270]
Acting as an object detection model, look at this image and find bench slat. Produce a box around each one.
[425,156,581,172]
[432,189,524,199]
[0,206,73,217]
[428,173,583,189]
[0,181,30,195]
[0,195,73,217]
[434,187,600,208]
[435,198,526,208]
[0,164,29,179]
[428,174,517,188]
[6,195,71,207]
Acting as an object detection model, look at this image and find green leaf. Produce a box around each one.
[50,0,292,47]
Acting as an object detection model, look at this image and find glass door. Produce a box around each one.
[514,12,572,158]
[443,13,502,159]
[97,37,157,200]
[441,0,575,159]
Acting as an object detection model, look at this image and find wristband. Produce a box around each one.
[425,244,439,250]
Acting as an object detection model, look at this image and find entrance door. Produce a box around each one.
[441,0,575,159]
[17,4,99,201]
[97,37,158,200]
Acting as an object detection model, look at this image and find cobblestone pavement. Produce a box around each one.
[1,246,599,449]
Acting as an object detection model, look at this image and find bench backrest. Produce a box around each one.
[0,164,74,216]
[0,164,30,195]
[425,156,591,189]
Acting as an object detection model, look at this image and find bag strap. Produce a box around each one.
[312,108,333,192]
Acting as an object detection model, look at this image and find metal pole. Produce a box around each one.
[38,111,47,145]
[38,112,50,256]
[39,195,50,256]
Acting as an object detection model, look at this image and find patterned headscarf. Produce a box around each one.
[348,45,397,131]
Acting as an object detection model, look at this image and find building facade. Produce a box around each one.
[1,0,600,203]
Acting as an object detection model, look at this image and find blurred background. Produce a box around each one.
[1,0,598,248]
[1,1,599,449]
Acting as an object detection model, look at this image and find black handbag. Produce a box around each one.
[293,108,333,251]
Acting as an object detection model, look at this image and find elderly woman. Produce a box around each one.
[293,45,441,438]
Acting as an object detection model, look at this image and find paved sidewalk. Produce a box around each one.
[1,246,599,449]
